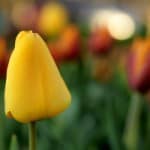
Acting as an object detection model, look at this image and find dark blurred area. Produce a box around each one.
[0,0,150,150]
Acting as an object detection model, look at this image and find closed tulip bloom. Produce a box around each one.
[5,31,71,123]
[127,38,150,93]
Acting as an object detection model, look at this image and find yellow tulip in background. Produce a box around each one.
[38,2,69,36]
[5,31,71,123]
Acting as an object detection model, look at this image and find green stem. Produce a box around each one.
[123,92,142,150]
[145,106,150,149]
[29,122,36,150]
[106,99,121,150]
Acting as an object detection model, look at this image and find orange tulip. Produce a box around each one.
[127,38,150,93]
[59,25,80,59]
[48,25,80,62]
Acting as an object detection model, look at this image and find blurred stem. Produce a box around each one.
[106,99,121,150]
[9,135,19,150]
[0,80,5,150]
[123,92,142,150]
[29,122,36,150]
[145,105,150,149]
[78,57,86,109]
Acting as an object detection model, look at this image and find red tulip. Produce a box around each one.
[88,27,113,54]
[48,42,64,63]
[127,38,150,93]
[0,37,9,78]
[0,52,9,78]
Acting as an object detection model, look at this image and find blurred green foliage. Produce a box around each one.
[0,59,150,150]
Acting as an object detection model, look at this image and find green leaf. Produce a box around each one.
[123,93,142,150]
[9,135,19,150]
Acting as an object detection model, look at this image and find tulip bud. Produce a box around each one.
[5,31,71,123]
[88,27,113,54]
[127,38,150,93]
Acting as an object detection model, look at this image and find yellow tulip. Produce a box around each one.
[38,2,69,36]
[5,31,71,123]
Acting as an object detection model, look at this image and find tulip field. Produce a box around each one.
[0,1,150,150]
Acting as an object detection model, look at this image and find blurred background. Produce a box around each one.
[0,0,150,149]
